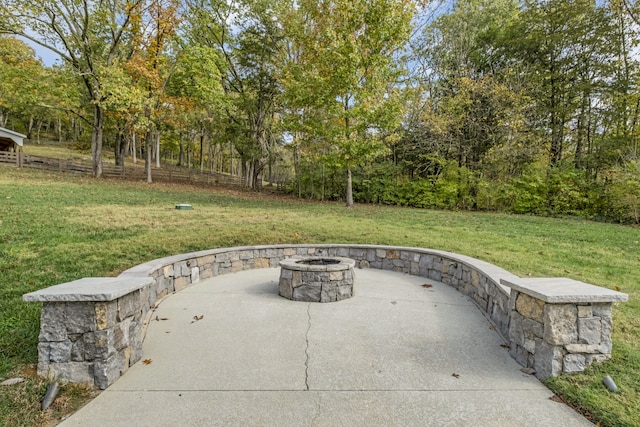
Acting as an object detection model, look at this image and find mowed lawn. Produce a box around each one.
[1,166,639,426]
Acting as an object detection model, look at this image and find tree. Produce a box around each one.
[284,0,415,207]
[0,0,146,177]
[0,35,48,133]
[184,0,285,189]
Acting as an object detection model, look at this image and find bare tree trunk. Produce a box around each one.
[36,120,42,144]
[27,116,34,139]
[293,142,301,198]
[145,125,154,183]
[91,105,104,178]
[72,116,78,144]
[57,118,63,143]
[132,131,137,164]
[346,168,353,208]
[178,135,185,166]
[200,134,205,172]
[155,132,161,168]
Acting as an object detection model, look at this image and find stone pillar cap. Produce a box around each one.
[23,277,154,302]
[500,277,628,303]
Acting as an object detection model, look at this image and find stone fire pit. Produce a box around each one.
[278,256,355,302]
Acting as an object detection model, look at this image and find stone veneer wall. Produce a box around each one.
[23,244,627,389]
[501,277,624,380]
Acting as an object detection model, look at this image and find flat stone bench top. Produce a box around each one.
[23,277,154,302]
[500,277,629,303]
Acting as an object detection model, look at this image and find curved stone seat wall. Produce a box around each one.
[24,244,626,389]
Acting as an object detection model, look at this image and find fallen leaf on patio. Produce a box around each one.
[452,373,460,378]
[500,344,511,349]
[159,317,168,321]
[421,284,433,288]
[489,325,496,331]
[549,395,563,403]
[143,359,152,365]
[1,378,24,386]
[191,315,204,323]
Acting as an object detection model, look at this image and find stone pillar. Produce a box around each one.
[501,278,628,381]
[23,277,153,389]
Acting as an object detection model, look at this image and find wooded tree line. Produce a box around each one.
[1,0,639,221]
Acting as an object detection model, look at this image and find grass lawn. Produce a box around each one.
[1,165,638,426]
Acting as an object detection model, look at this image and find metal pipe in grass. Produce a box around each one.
[603,375,619,393]
[41,382,59,410]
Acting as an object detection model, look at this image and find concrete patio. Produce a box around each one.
[59,268,592,426]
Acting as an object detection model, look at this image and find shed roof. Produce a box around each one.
[0,127,26,147]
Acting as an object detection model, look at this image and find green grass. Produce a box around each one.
[1,165,639,426]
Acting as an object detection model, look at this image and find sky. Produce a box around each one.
[20,36,61,67]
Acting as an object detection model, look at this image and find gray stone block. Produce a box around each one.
[117,292,139,322]
[38,342,50,366]
[419,255,433,270]
[585,354,610,365]
[509,311,525,347]
[50,362,94,384]
[70,336,85,362]
[191,267,200,283]
[592,302,612,317]
[564,343,602,354]
[578,317,602,345]
[563,354,586,373]
[128,321,143,366]
[65,302,96,334]
[93,329,116,360]
[83,332,96,361]
[94,355,123,389]
[534,340,564,380]
[428,270,441,282]
[174,261,189,277]
[336,247,349,257]
[279,279,293,300]
[543,304,578,345]
[523,317,544,339]
[577,305,593,318]
[320,284,337,302]
[293,284,321,302]
[49,340,72,363]
[114,318,132,351]
[509,344,530,367]
[40,302,67,341]
[337,285,353,300]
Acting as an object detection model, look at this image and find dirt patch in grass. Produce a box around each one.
[0,365,98,427]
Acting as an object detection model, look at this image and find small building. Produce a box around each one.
[0,126,26,152]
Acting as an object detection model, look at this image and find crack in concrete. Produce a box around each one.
[304,303,311,391]
[310,393,322,426]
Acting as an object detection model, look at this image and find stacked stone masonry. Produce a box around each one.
[279,257,356,302]
[23,244,627,389]
[501,277,626,380]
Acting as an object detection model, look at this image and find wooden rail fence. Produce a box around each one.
[0,151,245,187]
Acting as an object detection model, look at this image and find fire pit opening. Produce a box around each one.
[297,258,340,266]
[279,256,355,302]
